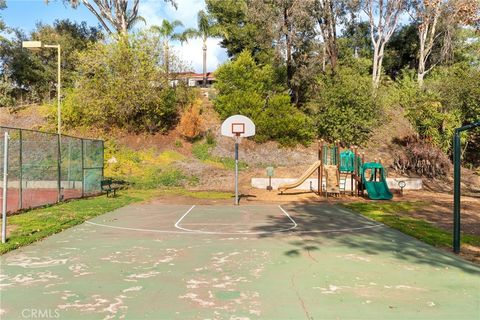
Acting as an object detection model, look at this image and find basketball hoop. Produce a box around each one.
[220,115,255,205]
[232,123,245,136]
[221,115,255,138]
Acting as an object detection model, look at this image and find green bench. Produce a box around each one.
[101,179,119,197]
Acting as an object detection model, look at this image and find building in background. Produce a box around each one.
[169,72,216,88]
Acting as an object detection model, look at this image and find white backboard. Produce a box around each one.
[221,115,255,137]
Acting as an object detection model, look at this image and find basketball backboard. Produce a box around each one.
[221,115,255,138]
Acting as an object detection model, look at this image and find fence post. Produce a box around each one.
[57,134,62,202]
[81,139,85,197]
[453,132,461,254]
[19,129,23,210]
[2,132,9,243]
[101,140,105,182]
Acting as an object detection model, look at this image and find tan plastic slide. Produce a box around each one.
[278,160,322,192]
[324,165,340,194]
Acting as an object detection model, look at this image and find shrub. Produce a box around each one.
[393,72,462,153]
[392,136,452,178]
[192,139,247,170]
[427,64,480,166]
[177,99,204,140]
[307,62,378,146]
[0,80,14,108]
[104,141,189,188]
[214,50,314,146]
[192,140,214,161]
[61,33,191,133]
[174,139,183,148]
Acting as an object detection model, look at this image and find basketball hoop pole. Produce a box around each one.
[234,134,239,205]
[220,115,255,205]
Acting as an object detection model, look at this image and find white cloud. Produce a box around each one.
[139,0,228,72]
[171,37,227,73]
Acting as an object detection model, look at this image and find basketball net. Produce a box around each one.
[234,134,243,144]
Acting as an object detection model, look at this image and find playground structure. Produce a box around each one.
[278,140,393,200]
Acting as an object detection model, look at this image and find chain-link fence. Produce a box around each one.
[0,126,104,213]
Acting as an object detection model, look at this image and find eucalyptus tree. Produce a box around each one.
[409,0,480,87]
[0,0,6,39]
[363,0,407,87]
[51,0,177,35]
[315,0,339,73]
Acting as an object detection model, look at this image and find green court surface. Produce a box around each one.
[0,202,479,319]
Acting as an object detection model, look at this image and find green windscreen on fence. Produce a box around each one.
[0,126,104,213]
[83,139,104,195]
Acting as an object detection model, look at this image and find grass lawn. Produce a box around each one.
[0,188,232,255]
[342,201,480,249]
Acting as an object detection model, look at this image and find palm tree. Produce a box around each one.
[186,10,220,87]
[150,19,191,75]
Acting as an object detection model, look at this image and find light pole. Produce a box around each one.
[22,41,62,135]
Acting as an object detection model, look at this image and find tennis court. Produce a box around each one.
[1,201,479,319]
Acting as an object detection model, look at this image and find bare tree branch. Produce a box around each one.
[55,0,177,34]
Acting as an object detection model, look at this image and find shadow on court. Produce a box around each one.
[1,202,479,319]
[252,202,480,275]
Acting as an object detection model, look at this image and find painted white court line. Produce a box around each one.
[86,205,385,235]
[85,221,191,234]
[174,205,298,235]
[174,205,196,229]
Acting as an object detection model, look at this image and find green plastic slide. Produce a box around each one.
[361,162,393,200]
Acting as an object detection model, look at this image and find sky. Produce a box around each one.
[2,0,228,72]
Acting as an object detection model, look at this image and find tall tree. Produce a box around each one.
[0,0,5,29]
[248,0,317,103]
[207,0,319,104]
[52,0,176,35]
[1,20,102,103]
[0,0,6,40]
[187,10,221,87]
[206,0,265,59]
[363,0,407,87]
[314,0,339,73]
[411,0,442,87]
[410,0,480,87]
[150,20,190,74]
[0,0,14,107]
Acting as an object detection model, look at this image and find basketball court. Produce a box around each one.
[1,201,479,319]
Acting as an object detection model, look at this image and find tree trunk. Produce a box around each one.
[202,40,207,88]
[372,44,379,87]
[322,44,326,72]
[372,41,385,88]
[417,41,426,88]
[284,7,295,103]
[317,0,338,75]
[417,16,438,88]
[164,41,170,75]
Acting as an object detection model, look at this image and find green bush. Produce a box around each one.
[192,141,214,161]
[214,50,314,146]
[0,80,14,108]
[394,71,462,153]
[129,168,186,189]
[192,139,247,170]
[61,33,190,133]
[307,62,378,146]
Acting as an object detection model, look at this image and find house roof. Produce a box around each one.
[171,72,215,79]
